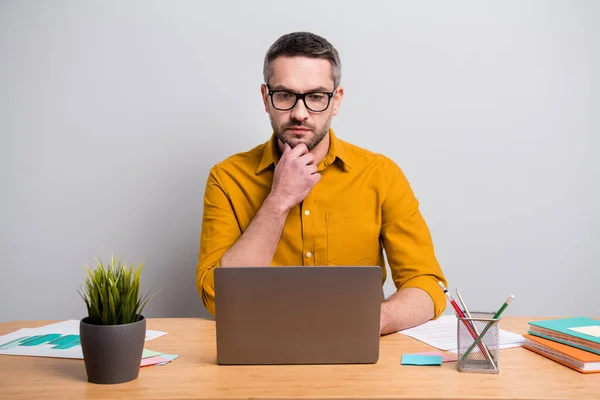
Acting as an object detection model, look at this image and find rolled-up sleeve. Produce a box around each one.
[196,166,241,317]
[380,158,447,319]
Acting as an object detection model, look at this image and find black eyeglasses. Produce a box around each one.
[266,85,336,112]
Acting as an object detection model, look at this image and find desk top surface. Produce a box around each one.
[0,317,598,400]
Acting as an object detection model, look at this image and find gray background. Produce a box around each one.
[1,0,598,322]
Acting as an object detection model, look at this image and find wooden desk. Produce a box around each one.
[0,317,598,400]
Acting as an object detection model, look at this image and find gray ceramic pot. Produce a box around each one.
[80,316,146,384]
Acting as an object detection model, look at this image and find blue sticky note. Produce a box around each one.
[401,354,443,366]
[157,354,180,366]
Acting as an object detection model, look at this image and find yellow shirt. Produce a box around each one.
[196,129,447,318]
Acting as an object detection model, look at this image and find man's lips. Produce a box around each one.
[286,126,311,132]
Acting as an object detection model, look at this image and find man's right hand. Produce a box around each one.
[268,143,321,211]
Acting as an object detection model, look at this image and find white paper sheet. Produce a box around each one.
[397,314,525,353]
[0,320,167,359]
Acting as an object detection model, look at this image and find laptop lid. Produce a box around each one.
[214,266,381,365]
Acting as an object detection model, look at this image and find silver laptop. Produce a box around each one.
[214,266,381,365]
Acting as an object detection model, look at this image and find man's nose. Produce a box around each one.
[290,98,309,121]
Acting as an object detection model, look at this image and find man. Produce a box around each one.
[196,32,447,335]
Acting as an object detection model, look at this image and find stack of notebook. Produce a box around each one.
[524,317,600,373]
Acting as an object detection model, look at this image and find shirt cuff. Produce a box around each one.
[197,263,219,317]
[400,275,447,319]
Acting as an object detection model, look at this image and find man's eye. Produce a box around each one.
[275,92,292,100]
[308,94,325,101]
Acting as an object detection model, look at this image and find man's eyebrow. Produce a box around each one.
[268,85,334,93]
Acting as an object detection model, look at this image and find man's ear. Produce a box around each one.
[261,84,270,113]
[332,86,344,116]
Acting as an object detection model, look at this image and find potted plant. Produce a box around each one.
[79,255,159,384]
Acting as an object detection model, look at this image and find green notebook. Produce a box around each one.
[528,317,600,355]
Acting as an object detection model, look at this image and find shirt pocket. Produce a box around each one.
[326,211,380,266]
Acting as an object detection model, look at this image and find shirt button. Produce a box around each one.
[304,210,310,216]
[306,252,312,258]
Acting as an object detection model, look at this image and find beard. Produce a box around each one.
[270,109,334,150]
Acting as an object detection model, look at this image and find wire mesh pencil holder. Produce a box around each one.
[457,311,500,374]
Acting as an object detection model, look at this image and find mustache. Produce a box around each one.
[283,121,315,130]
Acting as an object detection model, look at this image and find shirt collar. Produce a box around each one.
[255,128,353,174]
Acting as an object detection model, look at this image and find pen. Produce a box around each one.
[437,282,495,364]
[461,294,515,360]
[455,289,497,369]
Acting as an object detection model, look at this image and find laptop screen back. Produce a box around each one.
[214,266,381,365]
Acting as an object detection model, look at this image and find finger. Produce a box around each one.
[290,143,309,157]
[306,164,318,175]
[298,152,316,166]
[283,143,292,154]
[311,173,322,185]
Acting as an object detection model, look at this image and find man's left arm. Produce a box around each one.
[379,158,447,335]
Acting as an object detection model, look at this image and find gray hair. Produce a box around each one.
[263,32,342,88]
